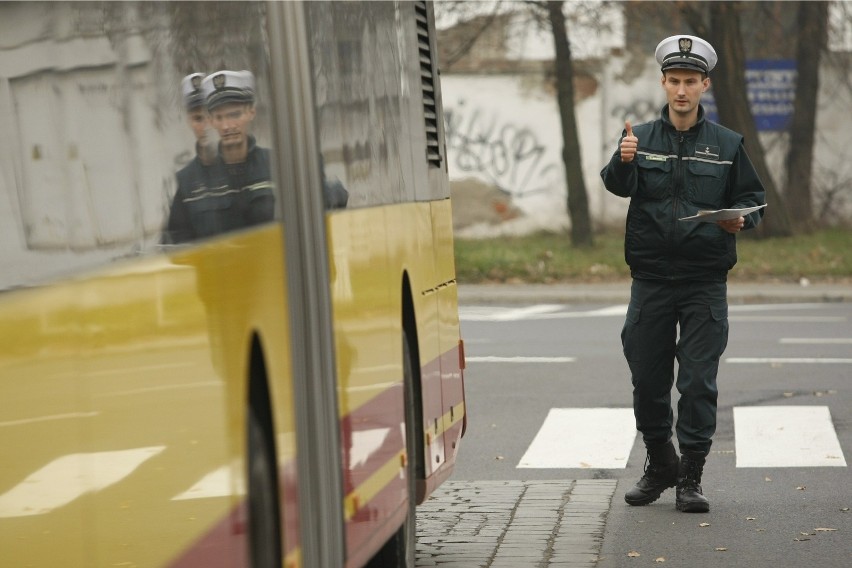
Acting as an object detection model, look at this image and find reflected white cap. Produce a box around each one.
[181,72,206,110]
[202,70,256,111]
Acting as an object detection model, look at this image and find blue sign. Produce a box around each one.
[703,59,796,132]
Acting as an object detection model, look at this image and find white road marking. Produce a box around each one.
[0,446,166,517]
[0,411,99,428]
[95,381,220,398]
[461,303,843,322]
[467,356,576,363]
[172,464,245,500]
[518,408,636,469]
[730,316,846,322]
[87,361,197,377]
[727,357,852,364]
[780,338,852,344]
[734,406,847,467]
[460,305,565,322]
[728,303,830,311]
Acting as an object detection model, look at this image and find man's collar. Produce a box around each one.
[661,104,706,132]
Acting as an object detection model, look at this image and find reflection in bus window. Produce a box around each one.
[0,2,273,290]
[164,70,274,244]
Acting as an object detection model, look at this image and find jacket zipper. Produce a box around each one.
[669,133,686,278]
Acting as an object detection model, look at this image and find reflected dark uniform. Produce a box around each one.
[165,69,274,244]
[165,136,273,243]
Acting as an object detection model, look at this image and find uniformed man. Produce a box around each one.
[181,72,217,166]
[165,70,274,243]
[601,35,766,513]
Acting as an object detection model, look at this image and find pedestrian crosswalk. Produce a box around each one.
[518,405,847,470]
[733,406,847,467]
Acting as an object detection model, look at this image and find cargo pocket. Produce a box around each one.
[621,303,642,362]
[706,303,729,360]
[189,194,234,239]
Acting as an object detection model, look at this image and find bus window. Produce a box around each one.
[0,2,278,291]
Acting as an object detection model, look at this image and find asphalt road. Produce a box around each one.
[447,296,852,567]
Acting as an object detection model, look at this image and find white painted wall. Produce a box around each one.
[443,51,852,234]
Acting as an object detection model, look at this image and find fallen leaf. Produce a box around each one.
[841,508,849,512]
[783,392,794,398]
[746,517,756,521]
[655,558,665,563]
[495,455,504,460]
[794,537,810,542]
[699,523,711,528]
[796,486,806,491]
[764,476,772,482]
[800,532,813,536]
[627,551,641,558]
[756,529,765,532]
[715,547,728,552]
[814,528,838,532]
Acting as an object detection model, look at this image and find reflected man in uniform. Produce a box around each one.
[166,70,274,243]
[163,72,217,243]
[182,72,218,167]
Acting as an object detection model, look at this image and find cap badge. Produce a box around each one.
[679,38,692,53]
[213,73,226,90]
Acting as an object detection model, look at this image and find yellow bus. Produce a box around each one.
[0,2,465,567]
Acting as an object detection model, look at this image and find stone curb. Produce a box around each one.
[417,479,618,567]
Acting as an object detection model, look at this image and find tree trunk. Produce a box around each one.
[704,2,792,237]
[546,0,593,247]
[785,1,828,232]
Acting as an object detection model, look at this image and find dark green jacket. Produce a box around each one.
[601,105,765,281]
[165,136,275,244]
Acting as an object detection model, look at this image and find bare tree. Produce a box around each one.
[785,1,829,233]
[544,0,593,246]
[679,1,793,237]
[435,0,595,247]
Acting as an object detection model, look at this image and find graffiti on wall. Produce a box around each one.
[606,97,659,151]
[445,101,559,197]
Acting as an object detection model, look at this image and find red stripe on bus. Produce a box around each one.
[166,345,462,567]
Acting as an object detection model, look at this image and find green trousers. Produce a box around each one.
[621,279,729,456]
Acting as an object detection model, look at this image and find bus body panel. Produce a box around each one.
[0,2,463,566]
[0,227,302,568]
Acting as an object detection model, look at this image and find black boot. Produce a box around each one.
[676,452,710,513]
[625,440,679,506]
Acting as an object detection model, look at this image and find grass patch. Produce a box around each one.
[454,228,852,284]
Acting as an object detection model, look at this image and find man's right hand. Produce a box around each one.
[620,121,638,163]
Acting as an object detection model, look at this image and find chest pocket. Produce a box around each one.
[187,193,236,238]
[687,159,728,207]
[636,156,672,200]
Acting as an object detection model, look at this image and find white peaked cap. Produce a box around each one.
[655,35,717,74]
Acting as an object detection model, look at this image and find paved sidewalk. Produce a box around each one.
[416,480,617,567]
[459,281,852,306]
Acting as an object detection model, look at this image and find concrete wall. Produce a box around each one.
[443,42,852,236]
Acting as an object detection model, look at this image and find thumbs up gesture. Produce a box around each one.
[620,121,638,163]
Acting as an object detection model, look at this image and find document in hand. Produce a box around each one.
[678,204,767,223]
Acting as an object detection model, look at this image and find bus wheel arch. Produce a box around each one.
[246,334,283,568]
[367,275,423,568]
[401,273,426,486]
